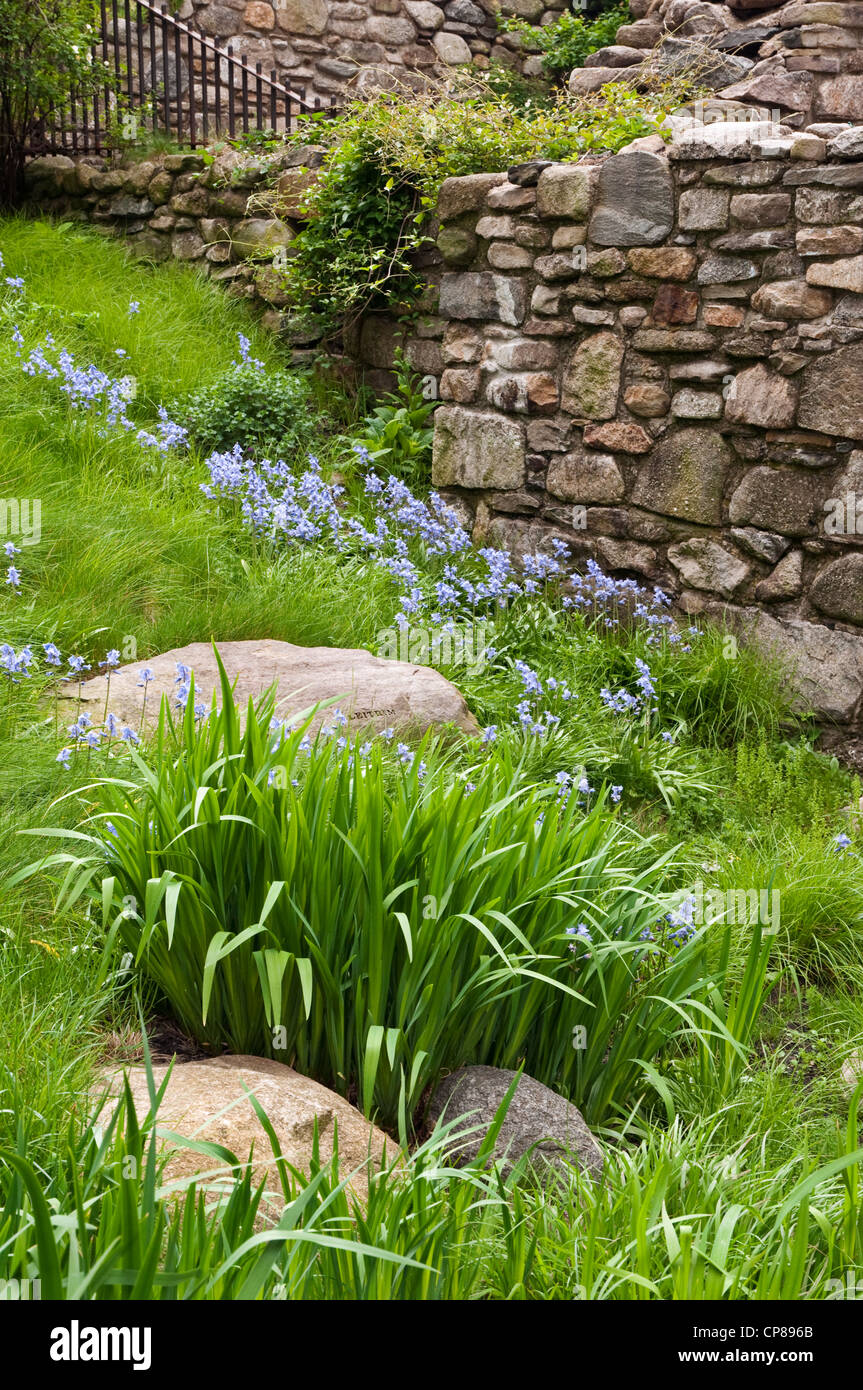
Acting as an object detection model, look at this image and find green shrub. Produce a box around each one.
[174,360,312,456]
[501,5,632,80]
[22,658,770,1133]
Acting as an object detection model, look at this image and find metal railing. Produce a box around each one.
[30,0,337,156]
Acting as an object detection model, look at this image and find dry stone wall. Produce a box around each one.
[21,144,332,352]
[176,0,566,102]
[576,0,863,128]
[428,132,863,725]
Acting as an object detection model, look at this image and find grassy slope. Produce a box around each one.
[1,217,863,1293]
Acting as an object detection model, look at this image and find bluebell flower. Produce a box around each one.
[834,833,852,853]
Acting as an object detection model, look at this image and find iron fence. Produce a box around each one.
[29,0,337,156]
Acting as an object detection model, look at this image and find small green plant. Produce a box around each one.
[501,5,632,80]
[346,351,436,484]
[174,360,312,457]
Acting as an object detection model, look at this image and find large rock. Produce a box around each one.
[744,610,863,721]
[230,218,295,259]
[649,36,753,91]
[668,538,750,599]
[806,256,863,295]
[546,448,624,503]
[62,640,480,736]
[432,29,471,63]
[438,272,528,326]
[729,466,825,537]
[718,70,813,111]
[101,1056,395,1216]
[810,554,863,627]
[798,345,863,441]
[425,1065,603,1183]
[561,331,623,419]
[404,0,445,28]
[588,152,674,248]
[535,163,596,220]
[632,429,731,525]
[724,364,798,429]
[273,0,328,31]
[750,279,833,322]
[433,406,525,490]
[436,172,507,221]
[813,77,863,124]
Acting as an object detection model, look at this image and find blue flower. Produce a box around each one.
[834,833,852,853]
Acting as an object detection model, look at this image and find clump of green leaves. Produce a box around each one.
[174,361,313,456]
[345,351,437,486]
[501,5,632,80]
[25,657,779,1134]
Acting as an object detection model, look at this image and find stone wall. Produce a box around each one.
[21,114,863,726]
[21,144,333,356]
[175,0,566,103]
[21,144,445,376]
[575,0,863,128]
[426,130,863,725]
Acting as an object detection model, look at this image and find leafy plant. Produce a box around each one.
[174,361,312,457]
[0,0,111,205]
[500,5,632,80]
[346,350,436,485]
[18,656,768,1134]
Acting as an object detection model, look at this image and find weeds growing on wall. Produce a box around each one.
[500,4,632,81]
[275,74,699,333]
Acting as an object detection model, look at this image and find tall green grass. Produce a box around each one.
[19,658,775,1134]
[4,1040,863,1301]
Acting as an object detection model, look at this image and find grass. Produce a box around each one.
[1,215,863,1300]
